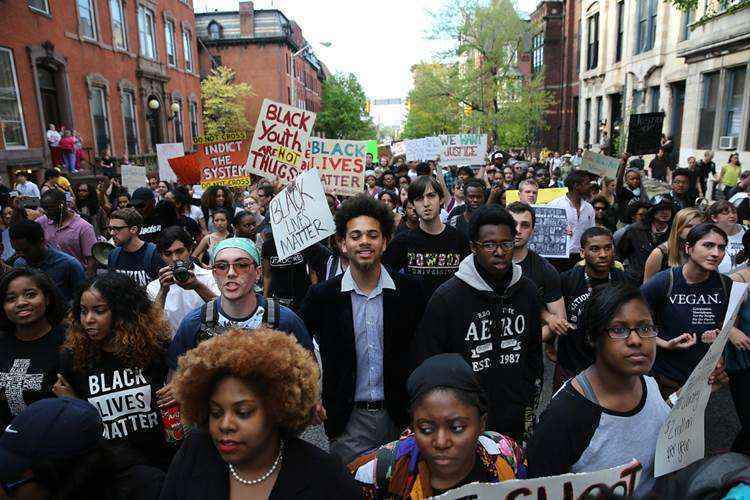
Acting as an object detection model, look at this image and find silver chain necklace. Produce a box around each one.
[228,440,285,486]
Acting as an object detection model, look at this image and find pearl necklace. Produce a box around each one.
[229,440,285,486]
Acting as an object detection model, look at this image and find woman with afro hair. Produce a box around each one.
[161,328,360,500]
[53,271,175,470]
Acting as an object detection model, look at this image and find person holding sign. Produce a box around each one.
[547,171,595,273]
[527,283,669,495]
[348,354,525,498]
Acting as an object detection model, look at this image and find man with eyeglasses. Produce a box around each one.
[106,208,165,287]
[415,205,543,443]
[167,238,311,372]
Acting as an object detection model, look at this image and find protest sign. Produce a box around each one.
[580,151,620,178]
[390,141,406,157]
[269,168,335,261]
[434,460,642,499]
[366,140,378,160]
[506,187,568,205]
[247,99,316,183]
[654,282,749,477]
[405,137,440,162]
[528,206,568,259]
[155,143,184,183]
[626,112,665,156]
[300,138,368,197]
[643,177,671,198]
[120,165,147,195]
[168,133,251,189]
[439,133,488,166]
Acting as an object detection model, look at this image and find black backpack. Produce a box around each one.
[196,298,281,344]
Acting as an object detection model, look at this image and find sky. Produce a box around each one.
[194,0,539,126]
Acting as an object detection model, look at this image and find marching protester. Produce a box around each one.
[53,272,175,469]
[415,205,542,443]
[615,166,649,224]
[708,200,747,273]
[300,195,426,464]
[517,179,539,205]
[448,178,486,241]
[665,168,695,211]
[349,354,525,498]
[718,153,742,200]
[643,207,704,282]
[616,197,674,283]
[128,187,178,245]
[0,269,66,427]
[106,208,165,287]
[192,208,232,263]
[163,187,203,243]
[646,147,672,183]
[74,180,110,238]
[547,170,595,272]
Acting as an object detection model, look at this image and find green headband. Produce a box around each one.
[210,237,261,265]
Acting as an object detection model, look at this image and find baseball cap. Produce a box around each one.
[131,187,155,204]
[0,397,103,480]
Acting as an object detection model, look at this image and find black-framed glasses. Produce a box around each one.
[473,241,514,252]
[605,325,658,340]
[2,475,36,495]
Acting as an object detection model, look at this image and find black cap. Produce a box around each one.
[0,397,103,480]
[407,354,487,410]
[131,186,155,203]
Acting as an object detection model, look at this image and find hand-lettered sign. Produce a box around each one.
[247,99,316,182]
[405,137,440,162]
[439,133,487,166]
[301,138,368,197]
[167,133,251,188]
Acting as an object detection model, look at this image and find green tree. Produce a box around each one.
[402,63,462,138]
[317,73,376,140]
[201,66,254,136]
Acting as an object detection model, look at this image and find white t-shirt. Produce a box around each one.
[719,225,747,274]
[46,130,61,146]
[188,205,203,222]
[146,265,220,332]
[547,195,595,255]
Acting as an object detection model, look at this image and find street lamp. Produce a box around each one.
[291,41,332,109]
[148,99,160,110]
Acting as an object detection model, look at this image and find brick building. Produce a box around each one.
[195,1,330,129]
[0,0,202,181]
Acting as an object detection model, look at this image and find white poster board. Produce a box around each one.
[269,168,335,261]
[155,142,184,183]
[439,133,488,166]
[433,460,642,499]
[405,137,440,162]
[654,282,749,477]
[120,165,147,195]
[580,151,620,178]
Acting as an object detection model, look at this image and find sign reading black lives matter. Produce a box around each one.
[528,206,568,259]
[626,112,665,156]
[269,168,335,261]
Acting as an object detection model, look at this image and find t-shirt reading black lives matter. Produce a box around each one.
[262,237,312,307]
[0,325,66,427]
[641,266,730,383]
[108,242,166,288]
[60,348,173,468]
[516,250,562,304]
[383,225,471,296]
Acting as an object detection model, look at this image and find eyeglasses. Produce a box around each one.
[212,260,255,275]
[474,241,514,252]
[605,325,659,340]
[107,225,130,232]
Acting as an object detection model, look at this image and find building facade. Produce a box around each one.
[0,0,203,180]
[196,1,329,129]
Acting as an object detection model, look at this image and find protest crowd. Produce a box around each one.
[5,101,750,500]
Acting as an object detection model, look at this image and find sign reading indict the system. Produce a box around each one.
[269,168,335,261]
[439,133,487,165]
[247,99,316,183]
[434,460,642,499]
[654,282,749,477]
[528,206,568,259]
[301,138,368,197]
[198,133,252,188]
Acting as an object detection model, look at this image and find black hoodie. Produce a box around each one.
[415,255,543,441]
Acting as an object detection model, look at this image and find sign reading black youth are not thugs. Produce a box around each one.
[269,168,335,261]
[528,206,568,259]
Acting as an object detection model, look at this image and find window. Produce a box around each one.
[596,96,603,142]
[698,71,720,149]
[722,66,746,137]
[173,101,183,143]
[532,33,544,73]
[586,14,599,70]
[632,89,644,112]
[0,48,27,148]
[615,1,624,62]
[138,7,157,60]
[189,101,199,142]
[636,0,657,54]
[182,29,193,72]
[650,85,660,113]
[28,0,49,14]
[208,22,221,40]
[110,0,127,50]
[121,91,138,156]
[165,20,176,66]
[77,0,97,40]
[90,87,110,154]
[584,98,592,145]
[681,9,694,41]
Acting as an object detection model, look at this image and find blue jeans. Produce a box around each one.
[63,151,76,172]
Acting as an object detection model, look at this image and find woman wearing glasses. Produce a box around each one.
[527,283,669,495]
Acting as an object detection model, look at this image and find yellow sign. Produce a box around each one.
[506,187,568,205]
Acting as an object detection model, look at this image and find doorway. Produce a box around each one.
[670,81,686,164]
[38,66,61,129]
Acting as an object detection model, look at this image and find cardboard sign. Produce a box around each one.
[654,282,749,477]
[390,141,406,157]
[155,143,184,183]
[528,206,568,259]
[439,133,487,166]
[269,168,335,261]
[120,165,147,195]
[580,151,620,178]
[506,187,568,205]
[247,99,316,182]
[405,137,440,162]
[301,138,368,197]
[434,460,642,499]
[626,112,665,156]
[198,135,252,188]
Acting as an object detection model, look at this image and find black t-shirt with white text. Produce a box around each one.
[108,242,165,288]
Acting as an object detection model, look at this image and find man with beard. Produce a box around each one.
[415,206,542,443]
[448,178,485,241]
[617,197,673,282]
[300,195,426,464]
[555,227,635,389]
[106,208,165,287]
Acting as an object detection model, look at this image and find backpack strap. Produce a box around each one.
[144,243,158,278]
[263,298,281,328]
[575,372,600,405]
[108,246,123,268]
[201,299,218,330]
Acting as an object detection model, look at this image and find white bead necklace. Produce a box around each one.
[228,440,285,486]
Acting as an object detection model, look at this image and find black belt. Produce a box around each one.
[354,400,386,411]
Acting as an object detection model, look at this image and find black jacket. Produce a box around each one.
[299,269,426,439]
[616,221,669,282]
[159,431,359,500]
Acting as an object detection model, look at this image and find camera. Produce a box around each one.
[172,260,192,284]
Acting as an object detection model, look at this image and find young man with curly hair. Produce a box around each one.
[300,194,427,464]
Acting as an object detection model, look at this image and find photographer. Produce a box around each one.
[147,226,219,331]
